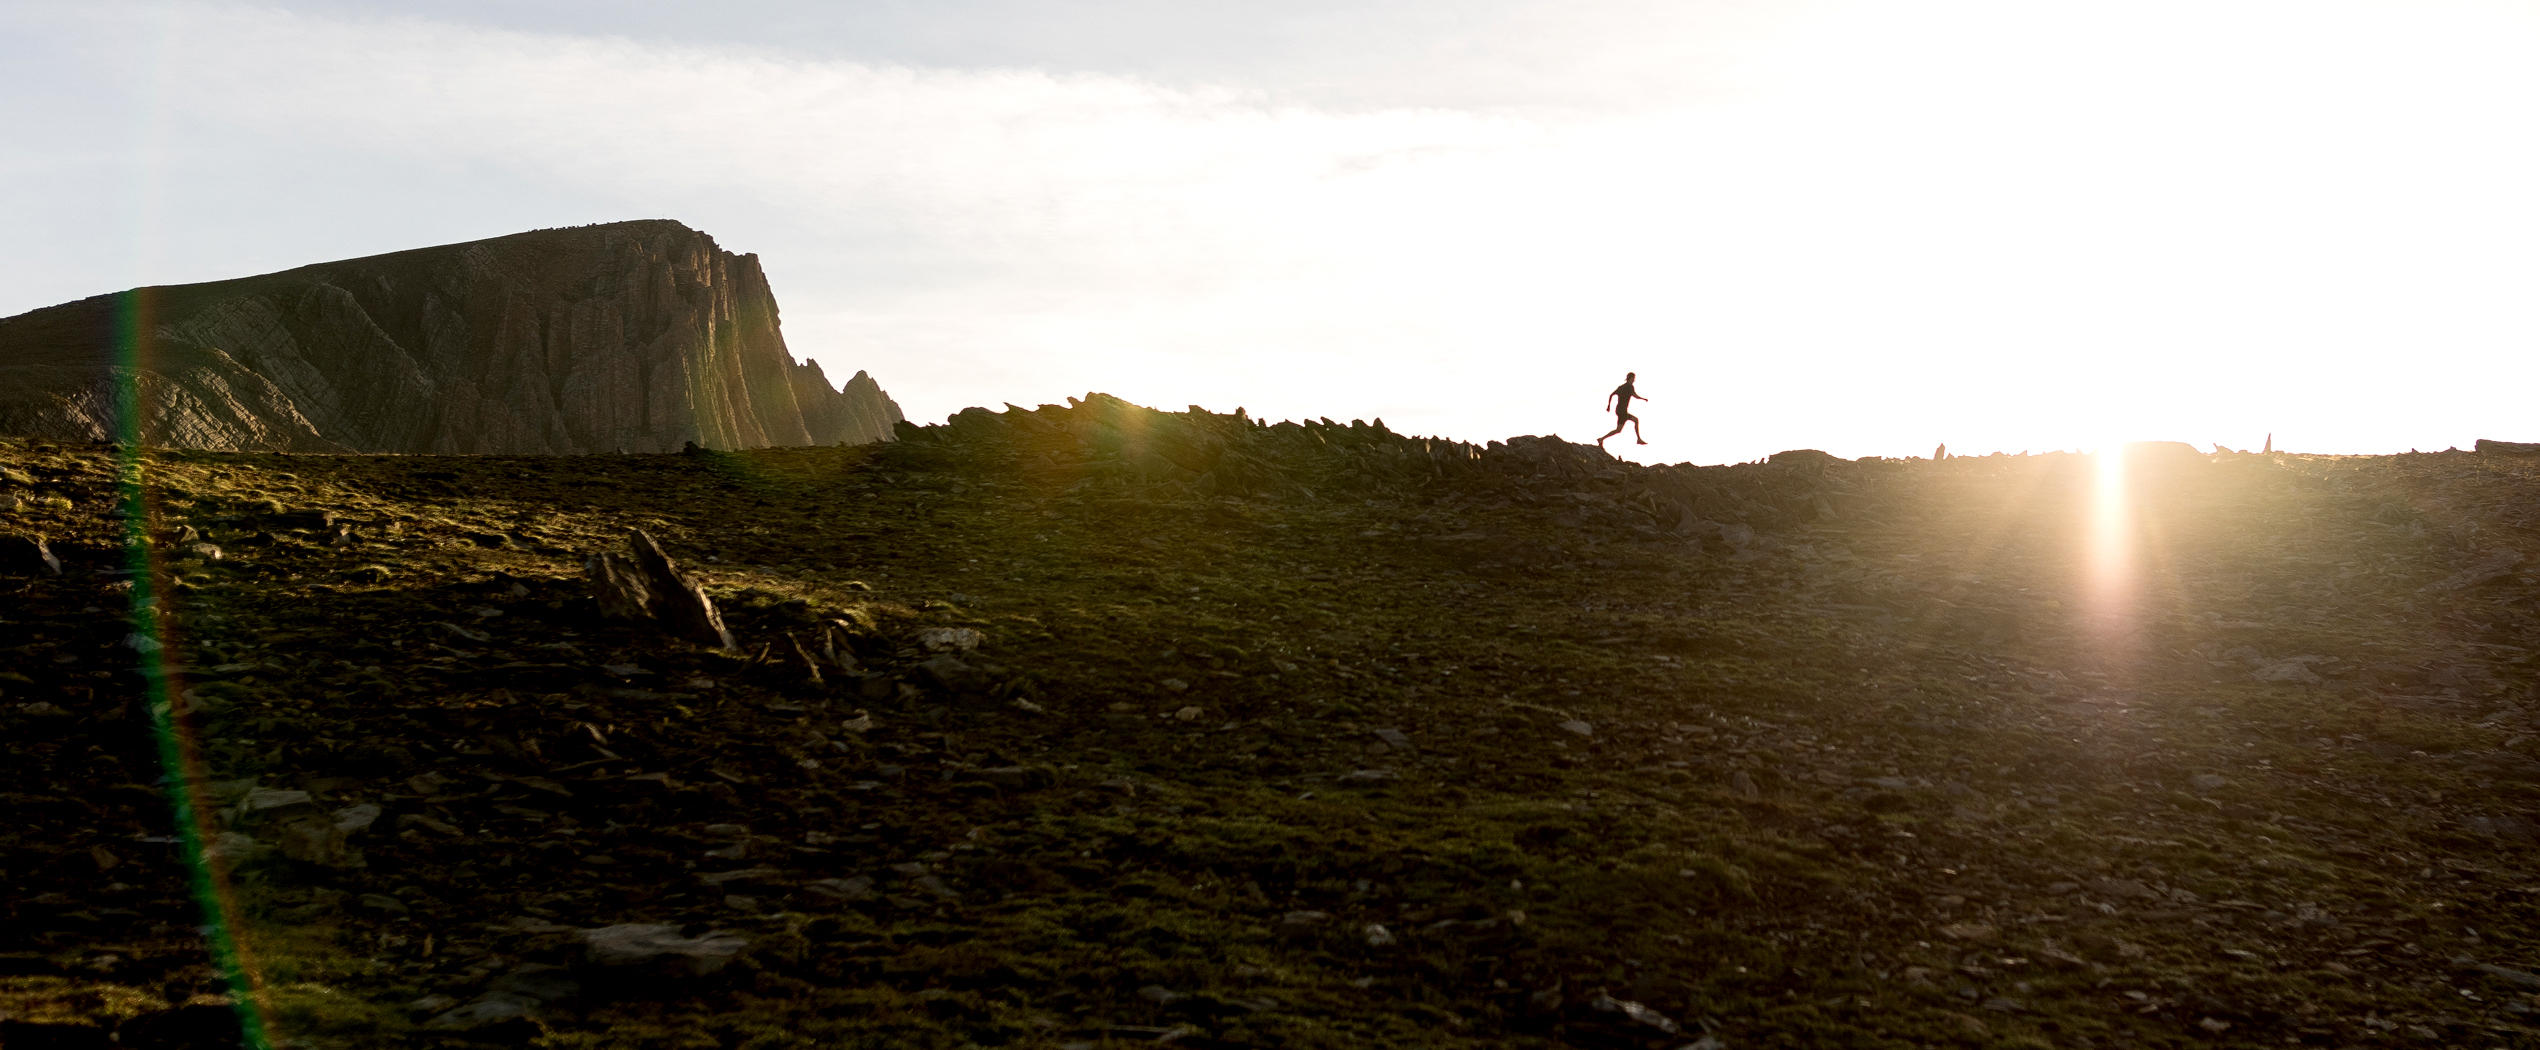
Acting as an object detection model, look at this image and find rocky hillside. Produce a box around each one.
[6,402,2540,1048]
[0,221,902,454]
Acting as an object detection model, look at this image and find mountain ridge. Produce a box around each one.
[0,220,902,454]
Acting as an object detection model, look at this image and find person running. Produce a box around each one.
[1599,372,1648,449]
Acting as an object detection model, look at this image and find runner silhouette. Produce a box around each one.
[1599,372,1648,449]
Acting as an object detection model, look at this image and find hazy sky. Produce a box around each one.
[7,0,2540,463]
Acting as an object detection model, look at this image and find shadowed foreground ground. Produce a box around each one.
[6,398,2540,1049]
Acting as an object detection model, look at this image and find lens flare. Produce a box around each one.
[2083,439,2132,641]
[115,288,277,1048]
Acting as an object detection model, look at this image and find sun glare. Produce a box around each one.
[2085,440,2131,632]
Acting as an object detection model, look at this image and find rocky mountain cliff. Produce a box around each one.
[0,220,902,453]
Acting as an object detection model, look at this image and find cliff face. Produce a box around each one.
[0,220,902,453]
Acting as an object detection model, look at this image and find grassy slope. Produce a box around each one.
[5,398,2540,1049]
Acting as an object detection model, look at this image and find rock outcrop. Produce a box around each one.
[586,528,737,650]
[0,220,902,453]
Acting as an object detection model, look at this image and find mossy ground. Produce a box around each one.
[6,406,2540,1049]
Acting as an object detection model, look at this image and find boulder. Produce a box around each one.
[423,964,581,1032]
[271,803,383,868]
[579,924,750,977]
[915,627,983,652]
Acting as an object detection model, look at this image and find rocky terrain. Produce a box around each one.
[0,221,902,455]
[4,399,2540,1049]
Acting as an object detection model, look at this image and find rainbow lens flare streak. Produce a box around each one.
[115,287,276,1048]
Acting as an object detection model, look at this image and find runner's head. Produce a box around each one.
[1626,372,1635,382]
